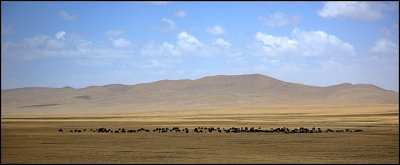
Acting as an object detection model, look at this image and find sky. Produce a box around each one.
[1,1,399,92]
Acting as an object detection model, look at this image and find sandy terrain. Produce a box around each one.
[1,104,398,163]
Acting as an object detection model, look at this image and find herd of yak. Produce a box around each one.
[58,126,363,134]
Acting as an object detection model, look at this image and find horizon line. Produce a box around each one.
[1,73,398,93]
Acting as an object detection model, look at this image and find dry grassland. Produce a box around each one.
[1,104,398,163]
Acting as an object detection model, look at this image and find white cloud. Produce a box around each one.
[138,42,182,68]
[140,41,181,57]
[141,59,166,68]
[106,30,124,37]
[260,12,301,27]
[255,32,298,51]
[175,11,187,18]
[2,31,133,64]
[145,1,171,5]
[112,38,134,48]
[254,32,298,57]
[318,2,386,21]
[139,32,236,59]
[292,28,355,57]
[59,10,78,21]
[139,59,180,69]
[177,31,204,52]
[371,38,399,57]
[46,38,66,49]
[254,28,355,57]
[161,18,177,32]
[206,25,225,35]
[160,42,181,56]
[140,31,204,57]
[55,31,66,40]
[106,30,131,48]
[213,38,231,48]
[177,32,203,47]
[381,23,399,41]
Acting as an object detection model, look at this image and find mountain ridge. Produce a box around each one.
[1,74,395,92]
[2,74,398,112]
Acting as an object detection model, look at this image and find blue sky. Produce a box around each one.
[1,1,399,92]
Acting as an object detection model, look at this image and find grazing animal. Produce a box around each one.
[62,126,363,135]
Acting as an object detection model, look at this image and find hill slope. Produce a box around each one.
[1,74,398,116]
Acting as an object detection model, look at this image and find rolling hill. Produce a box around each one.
[1,74,398,116]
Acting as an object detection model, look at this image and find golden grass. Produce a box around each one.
[1,104,399,163]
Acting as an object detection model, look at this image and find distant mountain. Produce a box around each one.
[1,74,398,116]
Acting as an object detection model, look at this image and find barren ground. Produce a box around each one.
[1,104,398,163]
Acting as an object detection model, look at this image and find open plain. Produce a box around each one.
[2,104,398,163]
[3,1,399,164]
